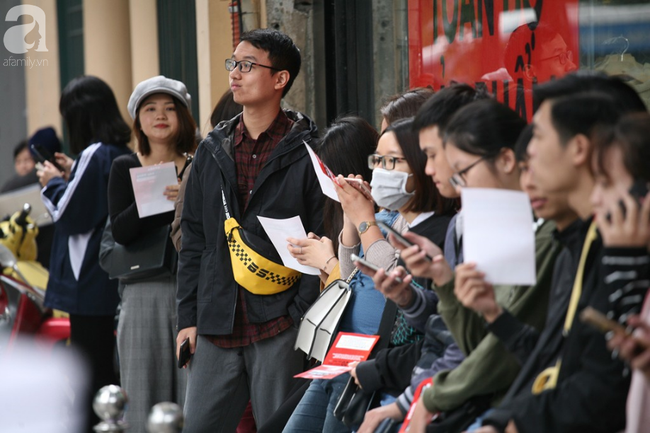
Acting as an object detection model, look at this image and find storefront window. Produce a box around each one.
[581,0,650,108]
[407,0,650,119]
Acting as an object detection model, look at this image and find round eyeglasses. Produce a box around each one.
[539,50,573,66]
[368,154,407,170]
[225,58,281,73]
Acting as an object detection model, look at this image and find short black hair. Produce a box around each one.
[413,84,490,134]
[514,124,534,163]
[240,28,301,98]
[533,71,647,114]
[13,140,29,160]
[59,76,131,154]
[548,92,622,146]
[445,99,526,158]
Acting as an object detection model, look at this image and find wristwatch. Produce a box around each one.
[358,220,378,235]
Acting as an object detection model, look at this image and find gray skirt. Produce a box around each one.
[117,274,187,433]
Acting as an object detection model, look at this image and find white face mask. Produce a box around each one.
[370,168,414,211]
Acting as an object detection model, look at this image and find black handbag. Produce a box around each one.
[333,376,380,427]
[102,218,177,282]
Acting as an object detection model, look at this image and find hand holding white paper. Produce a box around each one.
[461,188,536,286]
[129,162,177,218]
[257,215,320,276]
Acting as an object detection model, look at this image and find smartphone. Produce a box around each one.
[342,177,371,196]
[177,337,192,369]
[629,179,649,202]
[350,253,404,284]
[31,144,65,172]
[376,220,433,262]
[580,307,650,351]
[579,307,628,336]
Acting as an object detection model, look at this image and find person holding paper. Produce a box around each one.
[351,85,492,432]
[286,117,379,286]
[107,76,197,432]
[365,99,562,432]
[469,80,647,433]
[286,118,457,433]
[176,29,324,432]
[37,76,132,431]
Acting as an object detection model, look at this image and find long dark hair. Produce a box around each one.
[59,76,131,154]
[318,116,378,252]
[384,118,456,215]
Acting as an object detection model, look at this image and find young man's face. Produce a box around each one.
[527,101,576,195]
[418,125,459,198]
[520,158,574,226]
[229,41,279,107]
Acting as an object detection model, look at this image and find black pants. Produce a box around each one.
[69,314,118,431]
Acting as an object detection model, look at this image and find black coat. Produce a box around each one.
[177,110,323,335]
[484,219,630,433]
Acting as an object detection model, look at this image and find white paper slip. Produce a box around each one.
[304,141,340,202]
[257,215,321,276]
[461,188,536,286]
[129,162,178,218]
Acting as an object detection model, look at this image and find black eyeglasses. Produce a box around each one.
[449,155,488,188]
[539,50,573,66]
[225,58,281,73]
[368,154,407,170]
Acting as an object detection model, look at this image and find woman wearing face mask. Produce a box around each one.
[336,118,456,286]
[591,113,650,433]
[284,118,455,433]
[370,100,561,432]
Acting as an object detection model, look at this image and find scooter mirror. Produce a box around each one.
[0,245,17,269]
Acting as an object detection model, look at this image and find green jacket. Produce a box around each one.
[422,220,561,413]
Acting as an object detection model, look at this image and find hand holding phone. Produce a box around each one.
[341,177,372,201]
[351,253,405,284]
[376,221,433,262]
[177,337,192,369]
[579,307,629,337]
[31,144,65,173]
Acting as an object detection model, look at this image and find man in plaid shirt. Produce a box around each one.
[176,29,323,432]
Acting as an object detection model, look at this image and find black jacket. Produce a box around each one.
[484,219,630,433]
[177,110,323,335]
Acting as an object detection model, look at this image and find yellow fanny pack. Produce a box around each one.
[221,186,301,295]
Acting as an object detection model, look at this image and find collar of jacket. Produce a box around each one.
[203,109,316,161]
[200,109,318,218]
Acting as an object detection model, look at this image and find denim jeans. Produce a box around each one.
[283,374,351,433]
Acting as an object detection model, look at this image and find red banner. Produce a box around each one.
[408,0,579,120]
